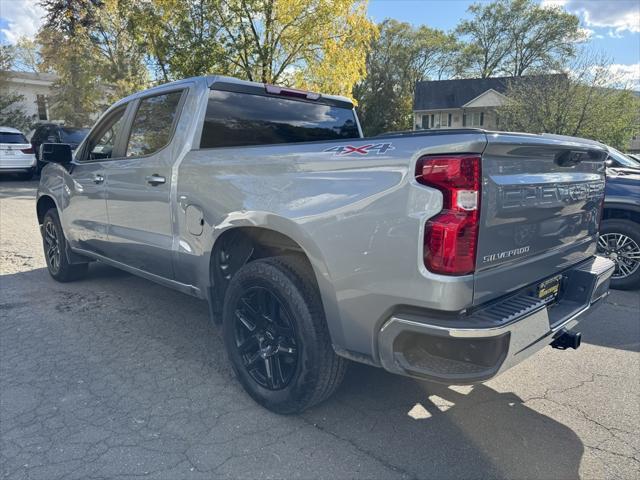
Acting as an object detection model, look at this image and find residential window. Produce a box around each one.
[464,111,484,127]
[421,114,430,129]
[126,90,184,157]
[439,112,451,128]
[36,95,48,121]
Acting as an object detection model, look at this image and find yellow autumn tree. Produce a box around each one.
[204,0,376,98]
[133,0,376,98]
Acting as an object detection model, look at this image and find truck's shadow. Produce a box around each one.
[309,364,582,479]
[2,263,587,479]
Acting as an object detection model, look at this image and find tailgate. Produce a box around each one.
[473,133,607,305]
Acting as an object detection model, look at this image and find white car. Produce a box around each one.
[0,126,37,179]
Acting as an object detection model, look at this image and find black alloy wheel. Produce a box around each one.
[41,208,89,282]
[233,286,299,390]
[222,256,347,413]
[43,216,62,274]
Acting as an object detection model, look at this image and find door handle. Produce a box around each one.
[93,174,104,184]
[145,174,166,186]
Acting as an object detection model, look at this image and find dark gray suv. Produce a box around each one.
[30,124,89,171]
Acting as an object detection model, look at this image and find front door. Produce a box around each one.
[105,89,185,279]
[63,106,128,255]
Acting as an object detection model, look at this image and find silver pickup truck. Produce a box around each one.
[37,75,614,413]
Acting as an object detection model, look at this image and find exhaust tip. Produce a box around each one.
[551,330,582,350]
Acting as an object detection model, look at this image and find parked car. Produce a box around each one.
[605,146,640,171]
[30,123,89,171]
[0,126,37,179]
[37,76,614,413]
[599,168,640,289]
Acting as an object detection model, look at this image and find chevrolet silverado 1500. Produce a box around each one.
[37,76,614,413]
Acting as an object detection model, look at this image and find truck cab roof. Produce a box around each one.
[111,75,354,111]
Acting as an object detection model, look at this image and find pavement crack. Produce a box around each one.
[298,415,417,480]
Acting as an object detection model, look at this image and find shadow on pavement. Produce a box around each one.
[1,263,589,479]
[0,177,39,199]
[307,363,583,479]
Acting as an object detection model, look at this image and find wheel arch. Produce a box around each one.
[603,203,640,224]
[36,194,58,225]
[206,220,346,350]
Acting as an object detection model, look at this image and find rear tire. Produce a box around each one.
[598,219,640,290]
[222,256,347,414]
[42,208,89,282]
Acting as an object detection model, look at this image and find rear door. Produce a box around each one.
[104,88,186,279]
[474,134,607,304]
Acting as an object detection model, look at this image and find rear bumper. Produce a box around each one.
[0,156,36,172]
[378,256,614,383]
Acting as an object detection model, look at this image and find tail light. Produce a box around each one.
[21,147,34,154]
[416,155,481,275]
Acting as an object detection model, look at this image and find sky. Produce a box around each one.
[1,0,639,86]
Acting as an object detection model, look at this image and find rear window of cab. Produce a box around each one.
[200,90,359,149]
[0,132,28,144]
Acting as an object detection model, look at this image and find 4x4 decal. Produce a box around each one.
[324,143,394,156]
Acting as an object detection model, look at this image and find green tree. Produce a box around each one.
[37,0,103,126]
[88,0,149,103]
[456,1,510,78]
[0,45,35,131]
[12,37,45,73]
[354,19,461,135]
[457,0,585,78]
[498,54,639,150]
[131,0,376,98]
[130,0,228,82]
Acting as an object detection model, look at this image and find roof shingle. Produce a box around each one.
[413,75,564,110]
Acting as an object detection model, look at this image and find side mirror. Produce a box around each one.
[40,143,72,165]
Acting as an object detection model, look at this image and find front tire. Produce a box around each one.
[42,208,89,282]
[222,256,346,414]
[598,219,640,290]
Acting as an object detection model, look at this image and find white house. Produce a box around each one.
[4,71,57,123]
[412,75,564,131]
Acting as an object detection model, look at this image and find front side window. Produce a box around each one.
[126,91,183,157]
[85,107,127,161]
[607,147,638,168]
[200,90,359,148]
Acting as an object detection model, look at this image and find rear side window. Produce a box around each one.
[126,91,183,157]
[0,132,28,144]
[200,90,359,148]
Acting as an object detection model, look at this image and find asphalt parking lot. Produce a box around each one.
[1,178,639,480]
